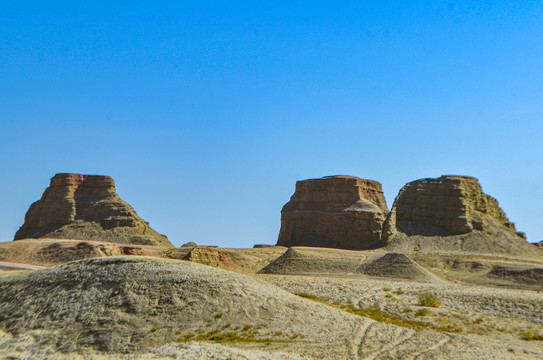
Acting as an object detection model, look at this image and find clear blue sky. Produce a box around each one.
[1,1,542,247]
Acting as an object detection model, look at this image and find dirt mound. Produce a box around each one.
[258,247,366,275]
[14,173,172,247]
[355,253,441,282]
[487,265,543,286]
[258,248,441,282]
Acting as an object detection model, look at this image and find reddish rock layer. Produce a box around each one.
[276,176,388,250]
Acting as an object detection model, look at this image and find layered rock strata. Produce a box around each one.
[14,173,172,247]
[382,175,537,255]
[276,176,388,250]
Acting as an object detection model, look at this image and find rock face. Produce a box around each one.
[276,176,388,250]
[14,173,172,247]
[382,175,537,255]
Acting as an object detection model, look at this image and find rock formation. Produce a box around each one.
[276,176,388,250]
[14,173,172,247]
[381,175,538,255]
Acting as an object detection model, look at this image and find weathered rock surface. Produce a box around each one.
[14,173,172,247]
[2,257,541,359]
[534,241,543,249]
[276,176,388,250]
[381,175,540,256]
[181,241,197,247]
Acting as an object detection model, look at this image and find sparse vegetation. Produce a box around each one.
[418,292,441,307]
[415,309,429,317]
[176,328,293,343]
[385,294,393,298]
[520,330,543,341]
[394,289,405,295]
[339,304,431,330]
[383,287,391,292]
[294,292,319,300]
[436,324,462,333]
[215,312,223,319]
[150,326,159,333]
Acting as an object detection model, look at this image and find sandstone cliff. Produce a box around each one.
[14,173,172,247]
[381,175,538,255]
[276,176,388,250]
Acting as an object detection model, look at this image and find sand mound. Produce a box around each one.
[355,253,441,282]
[258,248,441,282]
[258,247,366,275]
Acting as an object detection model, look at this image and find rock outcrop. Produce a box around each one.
[14,173,172,247]
[381,175,538,255]
[276,176,388,250]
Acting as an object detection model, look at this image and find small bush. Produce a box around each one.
[215,313,223,319]
[415,309,429,317]
[394,289,405,295]
[418,292,440,307]
[383,288,391,292]
[150,326,159,333]
[385,294,393,298]
[436,324,463,333]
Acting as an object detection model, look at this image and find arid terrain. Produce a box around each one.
[1,173,542,359]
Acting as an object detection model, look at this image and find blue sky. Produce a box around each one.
[1,1,542,247]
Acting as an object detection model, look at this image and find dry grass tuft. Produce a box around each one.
[418,292,441,307]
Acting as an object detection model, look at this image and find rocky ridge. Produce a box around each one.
[14,173,172,247]
[276,176,388,250]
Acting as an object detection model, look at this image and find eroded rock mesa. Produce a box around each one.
[14,173,172,247]
[276,176,388,250]
[382,175,537,255]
